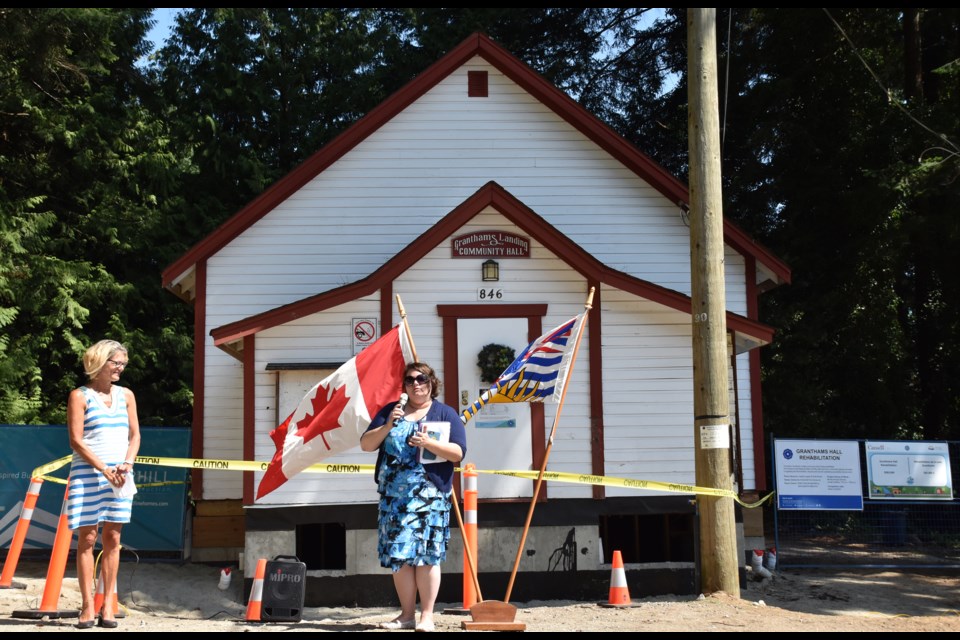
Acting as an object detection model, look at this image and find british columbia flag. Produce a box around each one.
[460,312,587,423]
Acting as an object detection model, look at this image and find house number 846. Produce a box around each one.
[478,288,504,301]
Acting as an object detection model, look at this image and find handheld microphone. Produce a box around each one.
[393,393,409,426]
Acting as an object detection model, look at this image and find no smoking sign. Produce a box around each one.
[352,318,378,355]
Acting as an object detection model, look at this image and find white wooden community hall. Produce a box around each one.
[162,32,790,605]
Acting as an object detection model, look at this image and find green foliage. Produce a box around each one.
[153,8,397,240]
[2,7,958,449]
[712,8,960,440]
[0,8,192,425]
[477,343,516,384]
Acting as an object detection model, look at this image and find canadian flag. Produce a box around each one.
[256,324,414,500]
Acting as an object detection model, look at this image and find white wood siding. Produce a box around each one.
[199,59,755,499]
[204,57,748,327]
[600,286,697,497]
[251,211,592,504]
[200,345,243,499]
[600,287,757,498]
[735,351,757,490]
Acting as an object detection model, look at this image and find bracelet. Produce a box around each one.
[124,460,135,465]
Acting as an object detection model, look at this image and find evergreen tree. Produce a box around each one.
[0,8,193,425]
[5,7,957,444]
[154,8,405,240]
[716,9,960,440]
[153,8,625,237]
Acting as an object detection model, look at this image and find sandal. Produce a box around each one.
[378,618,416,630]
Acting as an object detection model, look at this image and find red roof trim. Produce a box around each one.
[242,333,255,505]
[163,32,789,290]
[211,181,774,347]
[162,35,486,288]
[722,222,791,285]
[473,35,687,205]
[437,304,548,318]
[190,260,206,496]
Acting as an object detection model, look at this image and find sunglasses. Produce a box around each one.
[404,374,430,386]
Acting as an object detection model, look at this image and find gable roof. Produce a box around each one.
[162,32,790,302]
[210,181,774,355]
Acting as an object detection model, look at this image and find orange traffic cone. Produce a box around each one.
[443,463,479,616]
[599,550,634,608]
[0,477,44,590]
[94,571,105,614]
[11,483,78,619]
[245,558,267,622]
[93,568,125,619]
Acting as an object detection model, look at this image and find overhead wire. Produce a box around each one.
[822,8,960,162]
[721,8,732,153]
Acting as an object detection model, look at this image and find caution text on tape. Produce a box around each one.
[32,455,772,508]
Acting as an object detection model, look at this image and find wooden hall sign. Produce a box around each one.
[451,231,530,258]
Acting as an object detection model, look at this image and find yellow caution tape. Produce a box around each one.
[30,456,186,488]
[33,455,773,508]
[30,455,72,481]
[128,455,376,475]
[742,492,775,508]
[139,481,187,488]
[473,468,773,508]
[30,455,374,481]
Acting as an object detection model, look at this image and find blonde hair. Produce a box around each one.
[83,340,128,380]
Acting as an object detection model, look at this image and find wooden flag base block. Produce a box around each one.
[462,621,528,631]
[461,600,526,632]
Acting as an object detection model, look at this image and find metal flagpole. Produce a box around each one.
[503,287,594,604]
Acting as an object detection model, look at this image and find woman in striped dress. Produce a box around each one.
[67,340,141,629]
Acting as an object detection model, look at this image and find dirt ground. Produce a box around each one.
[1,560,958,632]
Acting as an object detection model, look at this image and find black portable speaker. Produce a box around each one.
[260,555,307,622]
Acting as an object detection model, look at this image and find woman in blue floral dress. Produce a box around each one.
[361,362,466,632]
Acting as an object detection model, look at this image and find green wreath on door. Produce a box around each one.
[477,343,516,383]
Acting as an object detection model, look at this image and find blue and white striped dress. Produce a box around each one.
[67,385,133,529]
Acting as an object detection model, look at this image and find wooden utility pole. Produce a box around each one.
[687,8,740,596]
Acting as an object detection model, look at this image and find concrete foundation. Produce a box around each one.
[237,495,717,604]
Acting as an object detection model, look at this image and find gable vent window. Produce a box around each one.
[468,70,488,97]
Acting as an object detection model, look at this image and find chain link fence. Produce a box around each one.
[771,439,960,569]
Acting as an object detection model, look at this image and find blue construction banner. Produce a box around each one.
[0,425,190,552]
[773,438,864,510]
